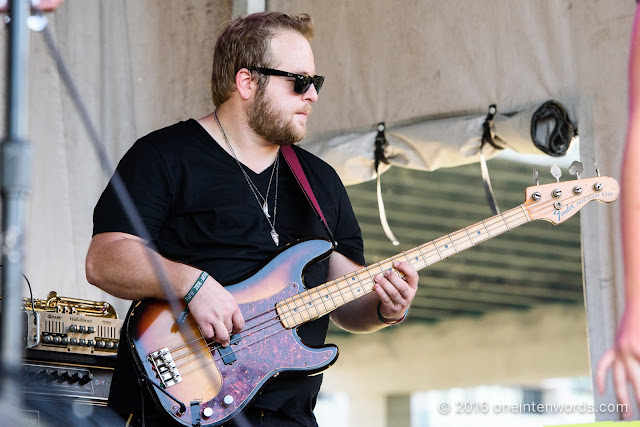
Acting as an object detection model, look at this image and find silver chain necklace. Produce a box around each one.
[214,110,280,246]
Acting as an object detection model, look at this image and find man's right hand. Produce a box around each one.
[86,232,245,348]
[187,278,245,347]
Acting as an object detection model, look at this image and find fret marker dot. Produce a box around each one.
[477,231,481,234]
[445,244,449,248]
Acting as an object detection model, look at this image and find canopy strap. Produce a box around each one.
[480,105,502,215]
[374,123,400,246]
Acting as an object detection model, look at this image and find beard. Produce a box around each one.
[247,87,310,146]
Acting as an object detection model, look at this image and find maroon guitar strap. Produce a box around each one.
[280,145,336,246]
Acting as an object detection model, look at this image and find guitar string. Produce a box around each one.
[166,197,562,365]
[175,286,380,375]
[270,201,539,324]
[170,268,386,368]
[171,281,383,372]
[169,200,543,363]
[170,308,288,369]
[180,320,285,369]
[177,328,293,378]
[176,260,423,369]
[162,195,581,373]
[168,199,575,378]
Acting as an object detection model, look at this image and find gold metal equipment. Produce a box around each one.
[21,291,118,319]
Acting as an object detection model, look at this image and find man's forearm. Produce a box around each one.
[330,292,389,333]
[85,233,202,301]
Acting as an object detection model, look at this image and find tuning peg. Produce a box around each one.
[533,168,539,186]
[550,164,562,183]
[568,161,584,179]
[593,158,600,177]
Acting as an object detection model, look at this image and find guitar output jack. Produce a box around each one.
[171,403,184,416]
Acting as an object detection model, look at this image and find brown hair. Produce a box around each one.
[211,12,314,107]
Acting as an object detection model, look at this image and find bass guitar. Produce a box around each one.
[127,174,618,426]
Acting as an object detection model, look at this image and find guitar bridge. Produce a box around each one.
[148,347,182,388]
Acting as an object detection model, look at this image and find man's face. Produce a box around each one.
[247,31,319,146]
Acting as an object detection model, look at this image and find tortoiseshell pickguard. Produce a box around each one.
[202,283,338,425]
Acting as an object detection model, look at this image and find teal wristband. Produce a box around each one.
[177,271,209,324]
[184,271,209,304]
[377,302,407,325]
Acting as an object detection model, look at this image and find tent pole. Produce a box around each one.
[0,0,32,411]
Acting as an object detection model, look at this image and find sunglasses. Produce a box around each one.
[249,67,325,95]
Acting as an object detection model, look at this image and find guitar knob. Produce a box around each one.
[223,395,234,406]
[80,371,93,385]
[202,407,213,419]
[36,369,50,381]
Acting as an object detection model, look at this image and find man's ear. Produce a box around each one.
[235,68,256,100]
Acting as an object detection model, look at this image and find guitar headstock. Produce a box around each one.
[524,175,619,225]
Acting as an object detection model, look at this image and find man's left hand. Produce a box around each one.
[373,261,418,321]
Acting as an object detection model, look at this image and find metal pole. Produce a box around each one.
[1,0,32,410]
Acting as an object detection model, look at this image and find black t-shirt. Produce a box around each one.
[93,119,364,426]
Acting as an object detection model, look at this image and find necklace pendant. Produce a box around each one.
[270,229,279,246]
[262,201,271,219]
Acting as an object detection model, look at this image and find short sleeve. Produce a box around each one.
[92,139,174,241]
[333,181,365,266]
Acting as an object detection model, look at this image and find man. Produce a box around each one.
[86,11,418,427]
[596,3,640,420]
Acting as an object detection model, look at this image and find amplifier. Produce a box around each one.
[17,351,123,426]
[22,354,115,404]
[26,310,124,357]
[17,291,125,357]
[0,292,127,425]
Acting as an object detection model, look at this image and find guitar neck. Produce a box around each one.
[277,204,531,328]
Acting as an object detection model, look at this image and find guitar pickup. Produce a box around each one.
[218,334,241,365]
[148,347,182,388]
